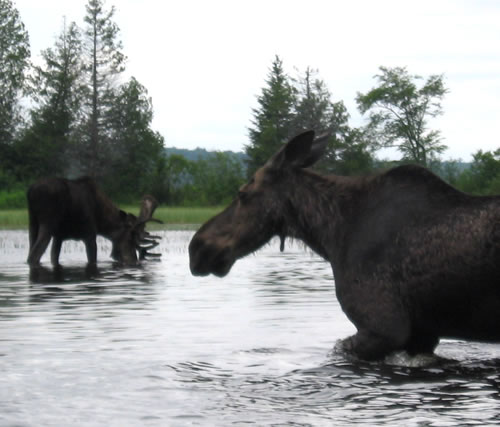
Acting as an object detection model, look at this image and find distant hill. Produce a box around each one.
[165,147,248,165]
[165,147,470,180]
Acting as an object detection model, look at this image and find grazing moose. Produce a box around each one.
[27,177,162,267]
[189,130,500,360]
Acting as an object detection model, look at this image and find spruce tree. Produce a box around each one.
[78,0,126,178]
[105,77,164,198]
[246,55,295,176]
[0,0,29,145]
[19,21,84,179]
[0,0,30,186]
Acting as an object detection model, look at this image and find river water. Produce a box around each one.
[0,230,499,426]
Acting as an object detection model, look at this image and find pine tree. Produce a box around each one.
[104,77,164,198]
[0,0,30,186]
[0,0,30,145]
[292,67,337,134]
[246,55,296,176]
[18,20,84,179]
[292,67,374,175]
[78,0,126,177]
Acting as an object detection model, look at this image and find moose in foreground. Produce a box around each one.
[189,130,500,360]
[27,177,162,267]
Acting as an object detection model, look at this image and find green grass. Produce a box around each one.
[124,205,224,229]
[0,206,224,230]
[0,209,29,229]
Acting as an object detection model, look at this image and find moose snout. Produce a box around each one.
[188,236,207,276]
[188,234,233,277]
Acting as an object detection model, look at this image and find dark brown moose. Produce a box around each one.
[27,177,162,267]
[189,130,500,360]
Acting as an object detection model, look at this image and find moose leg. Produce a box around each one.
[340,296,411,360]
[51,237,63,266]
[28,216,38,252]
[27,226,52,266]
[343,329,409,360]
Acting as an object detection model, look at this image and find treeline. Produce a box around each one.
[244,56,500,197]
[0,0,166,205]
[152,150,246,206]
[1,0,500,210]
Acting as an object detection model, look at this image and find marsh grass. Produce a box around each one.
[0,210,29,229]
[0,206,223,229]
[123,206,224,229]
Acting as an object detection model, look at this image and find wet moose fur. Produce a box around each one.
[189,130,500,360]
[27,177,161,267]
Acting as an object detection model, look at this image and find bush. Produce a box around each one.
[0,190,27,209]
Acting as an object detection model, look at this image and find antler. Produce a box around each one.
[134,195,163,259]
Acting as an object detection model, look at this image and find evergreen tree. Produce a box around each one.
[17,20,84,180]
[0,0,30,144]
[246,55,295,176]
[0,0,30,187]
[292,67,373,174]
[151,154,192,205]
[104,77,164,198]
[292,67,338,134]
[77,0,126,178]
[248,60,374,177]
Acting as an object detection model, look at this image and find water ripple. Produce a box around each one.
[0,230,499,426]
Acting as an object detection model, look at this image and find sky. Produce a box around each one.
[13,0,500,161]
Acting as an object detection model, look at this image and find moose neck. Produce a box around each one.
[94,189,123,236]
[283,169,356,262]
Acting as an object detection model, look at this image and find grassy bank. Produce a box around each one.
[0,206,224,230]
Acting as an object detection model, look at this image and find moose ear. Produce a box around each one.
[299,132,330,168]
[272,130,329,169]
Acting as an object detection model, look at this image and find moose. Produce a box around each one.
[27,176,162,267]
[189,130,500,361]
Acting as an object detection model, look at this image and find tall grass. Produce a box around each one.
[0,210,29,229]
[153,206,223,226]
[0,206,223,229]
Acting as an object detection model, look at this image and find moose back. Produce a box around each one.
[189,130,500,360]
[27,177,161,267]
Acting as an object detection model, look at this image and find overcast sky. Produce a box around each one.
[14,0,500,161]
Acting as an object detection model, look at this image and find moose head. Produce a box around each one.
[189,130,329,277]
[110,195,163,264]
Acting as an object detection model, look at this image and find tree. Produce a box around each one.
[292,67,335,134]
[356,66,447,166]
[0,0,30,187]
[151,154,192,204]
[319,128,374,175]
[189,152,245,205]
[292,67,374,175]
[0,0,30,145]
[77,0,126,177]
[246,55,296,176]
[247,58,375,177]
[104,77,164,198]
[17,20,84,180]
[456,149,500,195]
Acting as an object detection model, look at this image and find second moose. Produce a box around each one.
[27,177,162,267]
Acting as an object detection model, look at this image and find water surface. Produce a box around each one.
[0,230,499,426]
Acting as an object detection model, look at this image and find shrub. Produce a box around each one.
[0,190,27,209]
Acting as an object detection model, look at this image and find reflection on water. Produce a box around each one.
[0,230,499,426]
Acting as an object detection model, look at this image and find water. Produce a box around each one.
[0,230,499,426]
